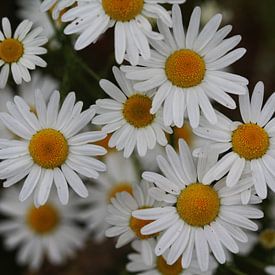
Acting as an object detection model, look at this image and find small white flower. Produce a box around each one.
[93,67,172,157]
[133,139,263,272]
[122,5,248,128]
[194,81,275,199]
[127,239,218,275]
[62,0,185,65]
[0,187,87,270]
[0,90,107,206]
[266,266,275,275]
[0,18,48,88]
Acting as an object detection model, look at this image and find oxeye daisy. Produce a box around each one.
[62,0,186,65]
[105,181,161,265]
[79,152,138,241]
[193,81,275,199]
[0,187,87,270]
[0,18,48,88]
[127,239,218,275]
[0,90,107,206]
[121,5,248,128]
[93,67,172,157]
[132,139,263,272]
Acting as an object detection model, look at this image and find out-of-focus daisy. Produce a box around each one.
[122,5,248,128]
[133,139,263,271]
[0,90,107,206]
[0,18,48,88]
[0,187,87,270]
[105,181,160,265]
[93,67,172,157]
[80,152,138,241]
[259,229,275,250]
[194,81,275,199]
[127,239,218,275]
[62,0,186,65]
[266,266,275,275]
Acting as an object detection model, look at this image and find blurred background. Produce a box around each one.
[0,0,275,274]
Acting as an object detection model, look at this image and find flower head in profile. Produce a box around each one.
[0,18,48,88]
[0,90,107,206]
[122,5,248,128]
[194,81,275,199]
[62,0,186,65]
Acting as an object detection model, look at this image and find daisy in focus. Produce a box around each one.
[0,90,107,206]
[93,67,172,157]
[80,152,138,241]
[105,181,161,265]
[122,5,248,128]
[194,81,275,199]
[0,18,48,88]
[62,0,186,65]
[133,139,263,271]
[127,239,218,275]
[0,187,87,270]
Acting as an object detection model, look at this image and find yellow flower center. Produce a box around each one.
[108,182,133,201]
[29,128,69,169]
[156,256,183,275]
[102,0,144,21]
[123,94,155,128]
[232,123,270,160]
[165,49,206,88]
[0,38,24,63]
[26,204,59,234]
[176,183,220,227]
[260,229,275,249]
[172,123,193,150]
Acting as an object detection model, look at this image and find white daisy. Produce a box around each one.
[121,5,248,128]
[80,151,138,241]
[0,89,107,206]
[62,0,186,65]
[265,266,275,275]
[132,139,263,272]
[105,181,161,266]
[193,81,275,199]
[93,66,172,157]
[127,239,218,275]
[0,187,87,270]
[0,18,48,88]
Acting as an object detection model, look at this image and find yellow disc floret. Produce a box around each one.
[0,38,24,63]
[26,204,59,234]
[29,128,69,169]
[176,183,220,227]
[156,256,183,275]
[232,123,270,160]
[102,0,144,22]
[259,229,275,249]
[123,94,155,128]
[108,183,133,201]
[172,123,193,150]
[165,49,206,88]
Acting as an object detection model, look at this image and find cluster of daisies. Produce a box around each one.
[0,0,274,274]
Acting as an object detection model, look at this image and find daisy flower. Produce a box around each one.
[127,239,218,275]
[62,0,186,65]
[105,181,161,266]
[0,18,48,88]
[132,139,263,272]
[193,81,275,199]
[80,151,138,241]
[0,90,107,206]
[121,5,248,128]
[93,66,172,157]
[0,187,87,270]
[265,266,275,275]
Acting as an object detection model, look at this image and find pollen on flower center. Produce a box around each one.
[29,128,69,169]
[176,183,220,227]
[232,123,270,160]
[156,256,183,275]
[26,204,59,234]
[165,49,206,88]
[102,0,144,22]
[123,94,155,128]
[172,123,193,150]
[108,183,133,201]
[0,38,24,63]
